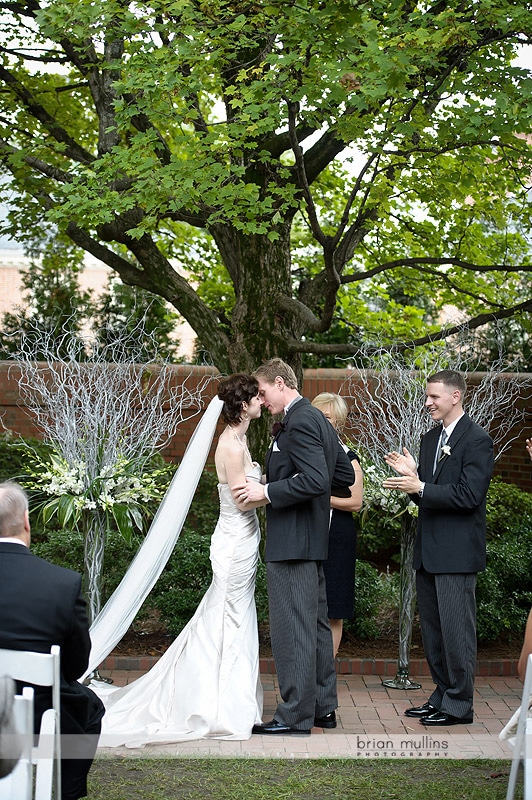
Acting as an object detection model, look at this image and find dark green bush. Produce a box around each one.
[0,433,49,484]
[344,560,385,640]
[32,528,142,606]
[486,477,532,539]
[476,521,532,643]
[357,511,401,564]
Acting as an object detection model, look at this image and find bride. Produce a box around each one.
[98,374,267,746]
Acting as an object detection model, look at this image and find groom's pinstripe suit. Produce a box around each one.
[413,413,494,719]
[263,397,354,731]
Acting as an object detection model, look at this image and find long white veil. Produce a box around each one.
[82,396,223,680]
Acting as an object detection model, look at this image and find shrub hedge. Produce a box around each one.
[1,431,531,646]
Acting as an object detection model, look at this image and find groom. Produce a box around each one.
[237,358,354,735]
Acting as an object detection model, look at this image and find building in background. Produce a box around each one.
[0,247,196,361]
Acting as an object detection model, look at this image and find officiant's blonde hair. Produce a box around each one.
[311,393,348,430]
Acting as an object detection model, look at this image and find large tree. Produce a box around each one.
[0,0,531,380]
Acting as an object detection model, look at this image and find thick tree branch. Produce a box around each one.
[64,222,229,354]
[0,66,95,165]
[342,257,532,283]
[286,297,532,355]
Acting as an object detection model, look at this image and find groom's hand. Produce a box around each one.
[232,480,267,506]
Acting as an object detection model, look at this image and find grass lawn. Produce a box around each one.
[89,757,521,799]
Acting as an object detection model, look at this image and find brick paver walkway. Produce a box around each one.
[96,658,523,761]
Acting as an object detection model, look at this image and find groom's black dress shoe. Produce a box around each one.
[314,711,337,729]
[421,711,473,726]
[404,702,438,719]
[252,719,311,736]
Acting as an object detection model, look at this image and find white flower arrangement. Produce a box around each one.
[24,448,172,543]
[359,455,418,525]
[441,444,452,457]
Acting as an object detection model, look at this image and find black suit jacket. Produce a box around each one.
[412,413,494,573]
[264,397,354,562]
[0,542,100,733]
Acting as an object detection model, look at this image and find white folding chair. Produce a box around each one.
[0,686,34,800]
[505,653,532,800]
[0,647,61,800]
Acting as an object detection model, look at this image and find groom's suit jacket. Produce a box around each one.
[0,542,102,735]
[412,413,494,574]
[264,397,354,562]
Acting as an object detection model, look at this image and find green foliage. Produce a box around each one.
[31,528,142,606]
[344,560,385,640]
[0,1,531,374]
[477,522,532,643]
[0,433,43,483]
[486,477,532,539]
[91,276,183,363]
[474,475,532,642]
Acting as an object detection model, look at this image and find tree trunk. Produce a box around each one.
[211,221,303,463]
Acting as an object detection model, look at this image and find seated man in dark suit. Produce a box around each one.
[0,481,105,800]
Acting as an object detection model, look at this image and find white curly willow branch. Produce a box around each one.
[11,331,209,476]
[342,333,532,464]
[7,323,219,669]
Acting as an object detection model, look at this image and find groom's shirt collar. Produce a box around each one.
[442,412,464,439]
[284,394,302,415]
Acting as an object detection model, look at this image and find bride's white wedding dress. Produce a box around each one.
[98,463,263,747]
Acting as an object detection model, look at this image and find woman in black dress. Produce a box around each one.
[312,393,363,656]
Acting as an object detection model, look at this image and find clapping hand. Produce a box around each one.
[382,447,421,495]
[384,447,417,477]
[526,438,532,463]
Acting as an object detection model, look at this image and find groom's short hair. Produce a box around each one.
[253,358,298,390]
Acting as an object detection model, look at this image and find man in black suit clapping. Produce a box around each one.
[384,370,494,727]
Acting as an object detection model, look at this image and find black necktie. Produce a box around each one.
[272,421,284,437]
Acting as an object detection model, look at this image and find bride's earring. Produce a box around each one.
[242,405,249,421]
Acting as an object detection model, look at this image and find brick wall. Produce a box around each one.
[1,363,530,492]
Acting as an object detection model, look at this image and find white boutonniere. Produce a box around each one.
[441,444,451,458]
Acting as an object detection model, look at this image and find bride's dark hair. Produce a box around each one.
[217,374,259,425]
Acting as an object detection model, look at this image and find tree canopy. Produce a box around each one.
[1,0,531,375]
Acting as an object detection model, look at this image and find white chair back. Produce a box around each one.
[0,686,34,800]
[506,653,532,800]
[0,647,61,800]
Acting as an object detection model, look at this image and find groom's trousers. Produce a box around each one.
[266,559,337,730]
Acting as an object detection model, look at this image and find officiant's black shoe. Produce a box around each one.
[404,702,438,719]
[314,711,337,729]
[252,719,311,736]
[421,711,473,726]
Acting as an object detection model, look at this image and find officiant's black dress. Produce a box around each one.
[323,449,359,619]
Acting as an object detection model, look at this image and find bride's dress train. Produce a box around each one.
[98,465,263,746]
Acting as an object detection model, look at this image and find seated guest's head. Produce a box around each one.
[0,482,30,545]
